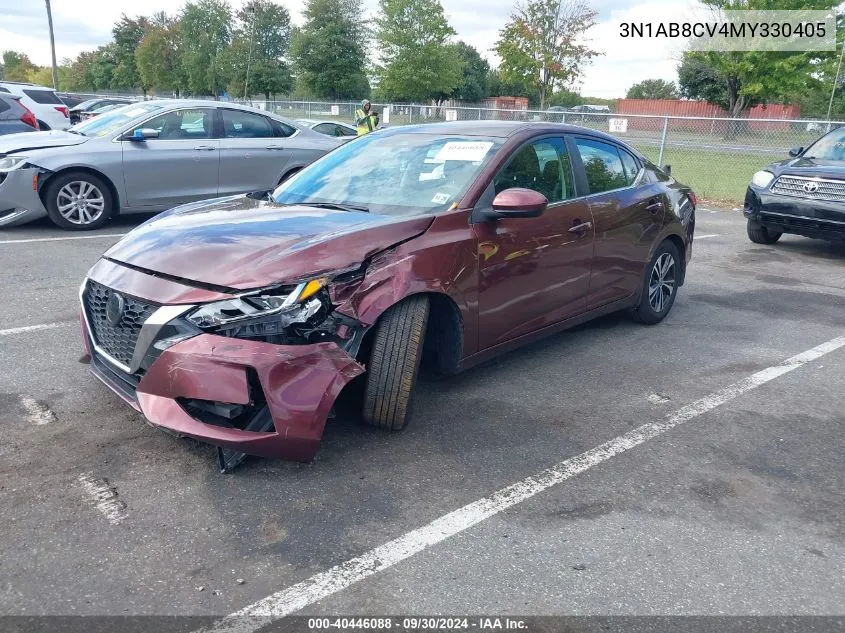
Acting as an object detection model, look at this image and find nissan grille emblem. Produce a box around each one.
[804,181,820,193]
[105,292,126,327]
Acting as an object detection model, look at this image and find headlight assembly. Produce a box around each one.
[0,156,30,172]
[186,278,328,330]
[751,170,775,188]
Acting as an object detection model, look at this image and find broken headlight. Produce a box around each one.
[186,279,327,330]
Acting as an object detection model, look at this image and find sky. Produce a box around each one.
[0,0,707,98]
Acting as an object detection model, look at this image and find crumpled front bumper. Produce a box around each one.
[0,166,49,226]
[84,328,365,462]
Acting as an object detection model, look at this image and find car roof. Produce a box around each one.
[380,120,636,144]
[0,82,54,90]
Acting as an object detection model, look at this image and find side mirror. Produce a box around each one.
[128,128,160,142]
[491,188,548,219]
[789,147,804,158]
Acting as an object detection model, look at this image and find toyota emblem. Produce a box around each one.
[803,181,820,193]
[105,292,126,327]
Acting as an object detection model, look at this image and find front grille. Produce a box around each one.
[770,175,845,202]
[83,280,157,368]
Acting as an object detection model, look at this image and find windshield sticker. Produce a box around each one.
[432,192,451,204]
[434,141,494,162]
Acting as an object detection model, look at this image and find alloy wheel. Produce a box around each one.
[648,252,676,313]
[57,181,106,225]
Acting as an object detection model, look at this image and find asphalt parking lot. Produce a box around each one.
[1,208,844,622]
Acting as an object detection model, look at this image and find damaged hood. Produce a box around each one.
[0,130,88,155]
[105,195,435,290]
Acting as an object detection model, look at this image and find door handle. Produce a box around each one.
[568,221,592,234]
[646,199,664,213]
[194,145,216,151]
[265,145,285,150]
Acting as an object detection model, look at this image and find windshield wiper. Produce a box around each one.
[291,202,370,213]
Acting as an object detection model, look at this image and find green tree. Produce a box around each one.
[136,25,183,96]
[487,68,533,102]
[2,51,38,82]
[626,78,678,100]
[111,15,151,90]
[547,87,582,108]
[495,0,599,109]
[219,0,293,99]
[374,0,463,103]
[451,41,490,103]
[678,0,838,122]
[179,0,232,96]
[290,0,370,100]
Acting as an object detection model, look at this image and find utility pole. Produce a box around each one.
[244,3,257,102]
[45,0,59,89]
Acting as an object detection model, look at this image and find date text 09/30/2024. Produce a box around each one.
[307,617,528,630]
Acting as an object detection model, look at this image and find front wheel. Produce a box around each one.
[362,296,429,431]
[44,171,114,230]
[633,241,681,325]
[747,219,782,245]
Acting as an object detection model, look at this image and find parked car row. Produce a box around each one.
[0,94,40,135]
[0,81,70,131]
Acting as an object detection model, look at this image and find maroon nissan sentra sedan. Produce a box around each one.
[79,121,696,470]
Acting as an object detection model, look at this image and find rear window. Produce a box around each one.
[0,100,9,114]
[23,89,63,105]
[0,87,10,93]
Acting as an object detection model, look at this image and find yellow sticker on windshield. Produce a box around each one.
[434,142,494,162]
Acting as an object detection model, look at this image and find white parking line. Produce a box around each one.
[78,473,127,525]
[0,233,126,245]
[20,396,56,425]
[0,322,75,337]
[201,334,845,632]
[694,234,719,240]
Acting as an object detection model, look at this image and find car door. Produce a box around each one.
[218,109,294,195]
[473,137,595,349]
[571,136,666,310]
[121,107,219,209]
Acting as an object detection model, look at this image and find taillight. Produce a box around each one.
[20,105,38,130]
[688,191,697,208]
[55,105,69,118]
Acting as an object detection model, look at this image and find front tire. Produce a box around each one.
[362,296,430,431]
[633,241,681,325]
[747,219,782,244]
[44,171,114,230]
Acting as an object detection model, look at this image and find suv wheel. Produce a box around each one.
[747,219,782,245]
[44,171,114,230]
[633,240,681,325]
[362,295,429,431]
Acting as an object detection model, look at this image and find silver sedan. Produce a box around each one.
[0,100,341,230]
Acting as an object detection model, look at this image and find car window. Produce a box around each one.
[271,120,295,138]
[338,125,356,137]
[575,138,630,194]
[493,138,574,203]
[23,89,63,105]
[0,99,9,114]
[619,149,641,185]
[313,123,335,135]
[222,109,275,139]
[142,108,213,140]
[0,87,9,93]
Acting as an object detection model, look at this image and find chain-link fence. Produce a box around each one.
[257,99,843,202]
[60,92,843,202]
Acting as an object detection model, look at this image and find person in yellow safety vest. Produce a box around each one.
[355,99,380,136]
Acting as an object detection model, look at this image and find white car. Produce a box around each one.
[296,119,357,140]
[0,82,70,131]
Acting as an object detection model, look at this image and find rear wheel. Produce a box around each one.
[362,296,430,431]
[44,171,114,230]
[633,241,681,325]
[747,219,782,245]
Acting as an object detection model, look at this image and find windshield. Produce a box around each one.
[272,132,502,216]
[71,98,101,111]
[804,128,845,160]
[69,102,166,138]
